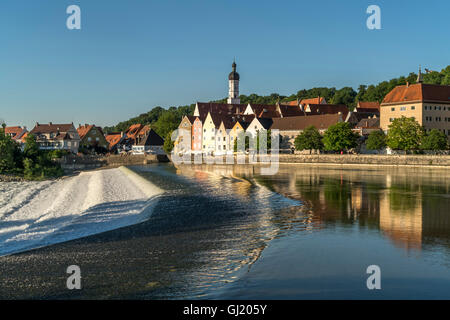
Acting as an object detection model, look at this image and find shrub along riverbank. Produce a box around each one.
[0,129,65,180]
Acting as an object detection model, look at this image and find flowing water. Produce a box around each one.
[0,163,449,299]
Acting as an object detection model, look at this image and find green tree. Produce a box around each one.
[23,134,40,161]
[163,132,174,153]
[294,126,324,152]
[366,130,387,150]
[421,129,448,151]
[0,128,17,173]
[323,122,359,152]
[153,111,181,138]
[386,117,424,151]
[331,87,357,109]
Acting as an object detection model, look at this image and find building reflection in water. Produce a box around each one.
[178,164,450,254]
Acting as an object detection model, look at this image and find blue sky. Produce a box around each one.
[1,0,449,129]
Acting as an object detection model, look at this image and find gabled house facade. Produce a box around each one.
[77,124,108,152]
[192,117,203,152]
[29,122,80,153]
[177,115,196,153]
[132,129,165,155]
[202,112,218,153]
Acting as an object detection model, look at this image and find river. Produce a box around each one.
[0,163,449,299]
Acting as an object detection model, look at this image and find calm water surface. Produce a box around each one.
[0,164,449,299]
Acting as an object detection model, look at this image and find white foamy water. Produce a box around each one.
[0,167,163,256]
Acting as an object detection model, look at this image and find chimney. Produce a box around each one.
[49,122,52,126]
[121,131,124,138]
[78,124,81,128]
[406,81,409,87]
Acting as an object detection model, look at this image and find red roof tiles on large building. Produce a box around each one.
[382,83,450,105]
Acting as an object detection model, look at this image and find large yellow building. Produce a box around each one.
[380,71,450,138]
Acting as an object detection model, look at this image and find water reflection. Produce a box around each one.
[1,163,449,299]
[179,164,450,254]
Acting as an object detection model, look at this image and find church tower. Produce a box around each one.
[416,65,423,83]
[227,61,240,104]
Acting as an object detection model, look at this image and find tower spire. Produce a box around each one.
[417,65,423,83]
[227,60,240,104]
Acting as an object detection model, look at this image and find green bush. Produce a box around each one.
[421,129,448,151]
[366,130,387,150]
[386,117,424,151]
[323,122,359,152]
[294,126,323,152]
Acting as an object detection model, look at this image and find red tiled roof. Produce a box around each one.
[300,97,326,105]
[251,104,281,118]
[357,101,380,110]
[105,133,123,150]
[382,83,450,105]
[30,123,75,134]
[307,104,349,119]
[278,104,306,117]
[196,102,247,119]
[271,113,342,131]
[4,126,26,140]
[30,123,78,141]
[20,132,29,142]
[125,124,150,142]
[77,125,94,140]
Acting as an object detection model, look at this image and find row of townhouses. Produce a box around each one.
[175,63,450,154]
[175,62,382,154]
[4,122,165,155]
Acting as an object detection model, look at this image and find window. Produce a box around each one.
[389,118,394,122]
[411,106,415,110]
[223,145,226,149]
[391,107,395,111]
[400,107,406,111]
[223,137,226,141]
